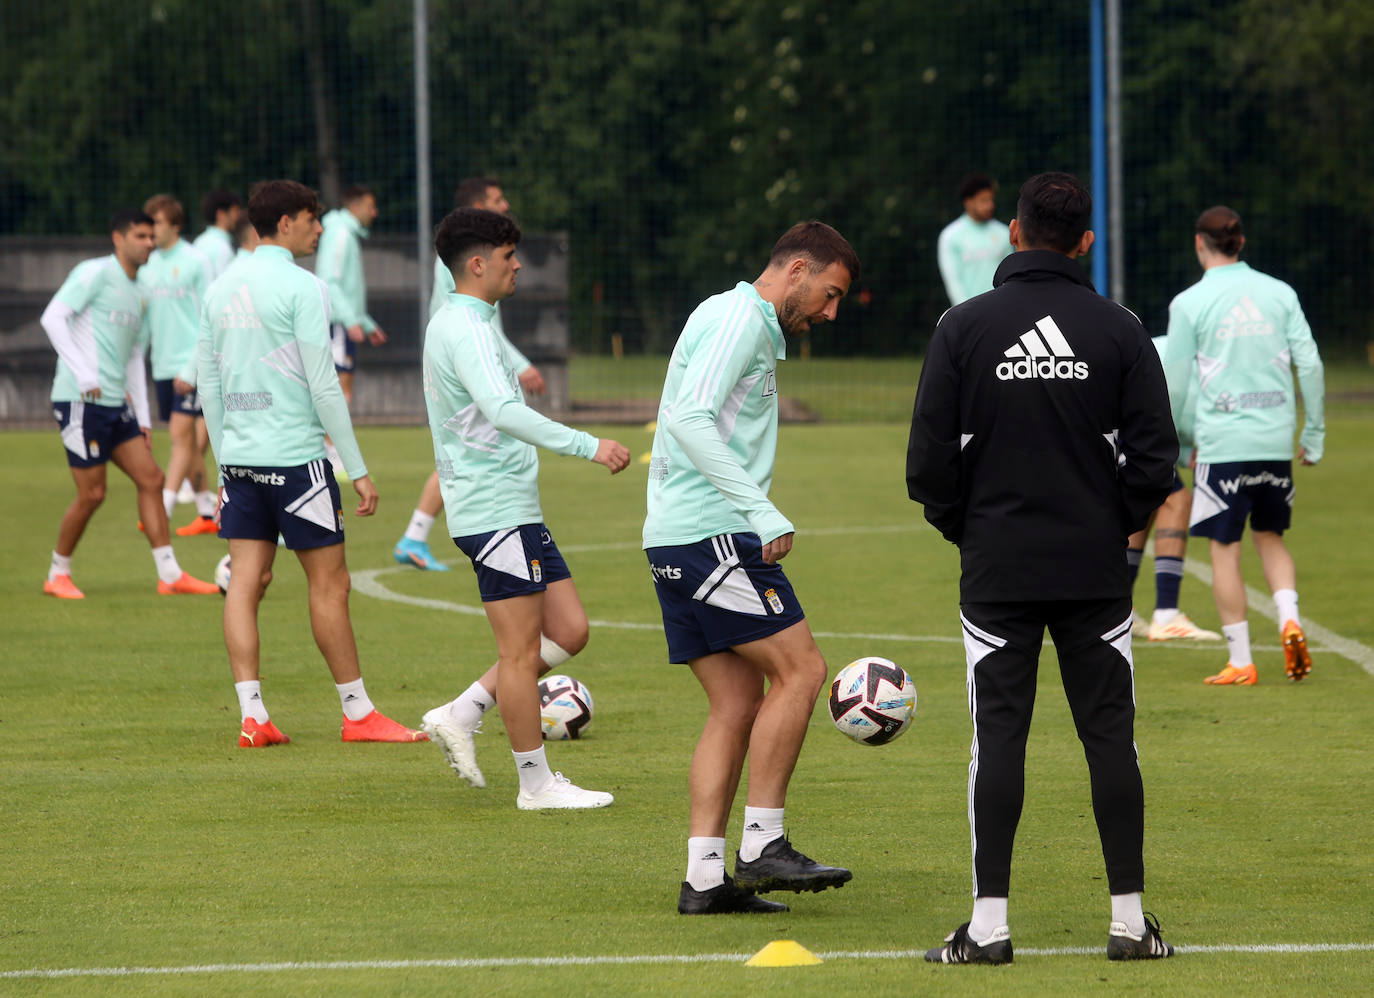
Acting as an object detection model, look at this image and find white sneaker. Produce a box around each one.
[176,479,195,504]
[1148,612,1222,641]
[516,772,613,811]
[421,707,485,788]
[1130,609,1150,639]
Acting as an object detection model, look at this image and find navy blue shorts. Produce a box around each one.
[219,459,345,550]
[1170,468,1185,494]
[52,400,143,468]
[646,532,807,664]
[330,323,358,373]
[154,379,201,421]
[1189,460,1294,543]
[453,523,572,602]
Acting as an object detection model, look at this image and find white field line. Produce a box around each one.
[348,530,1370,671]
[5,942,1374,979]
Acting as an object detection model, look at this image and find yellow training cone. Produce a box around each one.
[745,940,823,967]
[643,420,657,432]
[638,451,653,464]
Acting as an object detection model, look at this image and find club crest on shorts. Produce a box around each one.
[531,558,542,582]
[764,587,784,614]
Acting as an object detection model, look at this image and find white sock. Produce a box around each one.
[49,551,72,581]
[1111,892,1146,936]
[162,488,177,519]
[1152,607,1180,626]
[686,836,727,891]
[738,806,784,862]
[235,680,269,724]
[336,678,376,721]
[513,746,553,795]
[195,490,217,518]
[969,896,1009,944]
[151,545,181,584]
[1222,621,1252,666]
[1274,588,1300,628]
[404,509,435,543]
[447,680,496,729]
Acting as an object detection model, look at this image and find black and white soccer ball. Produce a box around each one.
[214,554,232,594]
[828,656,917,745]
[538,674,594,740]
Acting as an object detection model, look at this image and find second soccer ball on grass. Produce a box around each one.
[214,554,232,595]
[538,675,594,740]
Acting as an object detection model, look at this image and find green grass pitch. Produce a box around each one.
[2,373,1373,995]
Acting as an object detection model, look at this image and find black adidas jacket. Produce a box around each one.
[907,250,1177,602]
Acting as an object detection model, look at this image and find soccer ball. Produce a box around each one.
[538,674,594,740]
[214,554,232,594]
[828,657,917,745]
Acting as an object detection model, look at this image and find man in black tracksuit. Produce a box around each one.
[907,172,1178,965]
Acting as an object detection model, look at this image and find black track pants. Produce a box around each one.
[959,597,1146,897]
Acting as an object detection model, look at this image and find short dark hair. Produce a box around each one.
[342,184,374,205]
[768,221,861,285]
[1196,205,1244,257]
[958,172,995,202]
[434,207,522,274]
[200,189,242,225]
[248,180,323,237]
[143,193,184,229]
[453,176,501,209]
[110,208,154,234]
[1015,172,1092,253]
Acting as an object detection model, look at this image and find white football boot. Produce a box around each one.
[516,772,613,811]
[421,706,485,788]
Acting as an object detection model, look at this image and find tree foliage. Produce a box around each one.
[2,0,1370,349]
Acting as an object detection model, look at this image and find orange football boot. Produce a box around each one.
[43,574,85,600]
[1204,663,1258,686]
[342,711,430,743]
[239,718,291,747]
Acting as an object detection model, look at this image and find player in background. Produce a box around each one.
[418,207,629,808]
[316,184,388,407]
[197,179,426,748]
[909,172,1176,963]
[228,210,260,270]
[1161,206,1325,686]
[138,194,219,537]
[393,176,546,571]
[937,173,1014,306]
[644,222,858,915]
[1127,335,1220,641]
[40,208,219,599]
[192,190,241,281]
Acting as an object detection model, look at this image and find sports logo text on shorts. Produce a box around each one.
[996,315,1089,381]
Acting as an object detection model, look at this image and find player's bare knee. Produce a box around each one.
[78,482,106,509]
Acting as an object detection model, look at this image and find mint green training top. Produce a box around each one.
[423,292,597,537]
[429,255,531,370]
[47,255,148,408]
[1161,261,1325,464]
[140,239,210,382]
[192,227,234,281]
[936,214,1013,306]
[316,209,377,332]
[197,244,367,479]
[642,281,793,549]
